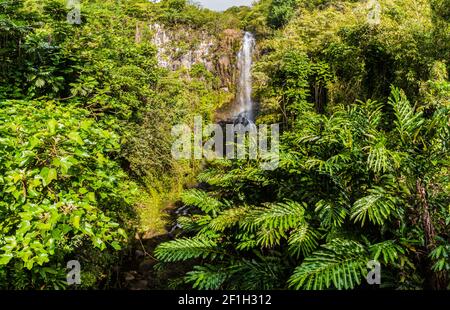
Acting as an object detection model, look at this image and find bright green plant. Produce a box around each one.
[155,87,449,290]
[0,100,136,288]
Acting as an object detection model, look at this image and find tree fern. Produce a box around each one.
[155,85,449,290]
[288,239,368,290]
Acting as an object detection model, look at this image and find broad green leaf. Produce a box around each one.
[117,228,127,239]
[40,167,57,187]
[86,192,96,202]
[0,253,13,265]
[93,238,106,250]
[68,131,84,145]
[80,120,94,130]
[72,215,81,229]
[47,119,58,134]
[110,241,121,250]
[53,156,75,174]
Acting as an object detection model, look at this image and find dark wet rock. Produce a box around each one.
[135,249,144,259]
[138,259,156,273]
[130,279,148,290]
[124,272,135,282]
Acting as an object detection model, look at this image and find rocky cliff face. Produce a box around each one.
[151,23,242,90]
[215,29,243,90]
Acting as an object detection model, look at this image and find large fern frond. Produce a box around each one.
[185,265,228,290]
[364,99,384,129]
[236,232,258,251]
[154,237,223,262]
[288,223,321,258]
[244,201,306,231]
[369,240,405,264]
[256,227,287,247]
[350,187,397,226]
[389,86,424,143]
[208,207,249,232]
[177,216,202,233]
[315,199,348,228]
[364,132,404,174]
[181,189,222,215]
[229,256,288,290]
[366,135,392,173]
[288,239,368,290]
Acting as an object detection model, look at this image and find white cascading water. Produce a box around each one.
[234,32,256,124]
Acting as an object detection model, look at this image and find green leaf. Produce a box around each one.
[155,237,221,262]
[86,192,96,202]
[47,119,58,134]
[111,241,121,250]
[93,238,106,250]
[0,253,13,265]
[72,215,81,229]
[68,131,84,145]
[40,167,57,187]
[117,228,127,239]
[288,239,368,290]
[53,156,75,174]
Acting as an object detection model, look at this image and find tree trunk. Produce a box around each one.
[416,179,435,249]
[416,179,447,289]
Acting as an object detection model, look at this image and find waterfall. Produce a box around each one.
[234,32,256,124]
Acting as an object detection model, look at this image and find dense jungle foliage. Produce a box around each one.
[0,0,228,288]
[155,0,450,290]
[0,0,449,290]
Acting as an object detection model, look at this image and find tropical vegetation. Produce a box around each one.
[0,0,449,290]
